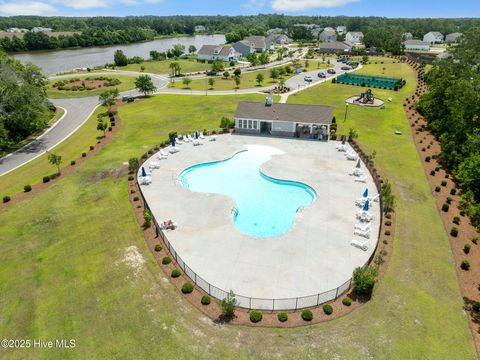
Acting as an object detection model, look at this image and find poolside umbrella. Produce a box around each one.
[171,138,176,147]
[341,138,346,145]
[194,131,199,139]
[356,159,361,168]
[362,200,369,212]
[141,166,147,177]
[362,188,368,198]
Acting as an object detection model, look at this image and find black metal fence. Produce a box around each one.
[136,139,383,311]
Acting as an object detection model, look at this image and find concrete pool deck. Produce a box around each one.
[139,134,380,303]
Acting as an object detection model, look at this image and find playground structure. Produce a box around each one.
[346,88,385,107]
[354,89,375,104]
[335,73,404,90]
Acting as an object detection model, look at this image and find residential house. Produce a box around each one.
[318,41,352,53]
[194,25,206,32]
[336,26,347,34]
[197,45,240,62]
[445,32,462,43]
[267,28,286,35]
[436,51,451,62]
[402,32,413,40]
[233,36,267,55]
[265,34,291,50]
[6,27,28,33]
[233,40,256,56]
[31,27,53,32]
[403,39,430,51]
[323,27,335,32]
[345,32,364,46]
[319,30,337,43]
[423,32,444,44]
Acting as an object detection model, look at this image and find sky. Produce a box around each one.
[0,0,478,18]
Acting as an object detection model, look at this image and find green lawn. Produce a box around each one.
[0,106,102,196]
[299,59,333,70]
[0,63,476,358]
[47,75,137,98]
[169,69,294,90]
[121,58,211,75]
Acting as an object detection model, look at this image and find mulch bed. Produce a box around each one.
[0,100,127,210]
[129,140,395,328]
[397,56,480,354]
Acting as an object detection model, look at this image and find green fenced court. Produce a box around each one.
[335,73,404,90]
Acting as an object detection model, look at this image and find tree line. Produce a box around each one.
[1,15,480,52]
[0,50,51,151]
[417,28,480,228]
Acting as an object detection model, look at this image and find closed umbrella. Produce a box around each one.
[141,167,147,177]
[195,131,199,139]
[362,188,368,198]
[171,138,176,147]
[362,200,369,212]
[356,159,361,168]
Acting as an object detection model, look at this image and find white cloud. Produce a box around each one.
[271,0,359,12]
[0,1,56,15]
[50,0,111,9]
[243,0,266,12]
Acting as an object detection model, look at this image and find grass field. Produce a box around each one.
[122,58,212,75]
[47,75,137,98]
[0,62,476,359]
[169,69,294,90]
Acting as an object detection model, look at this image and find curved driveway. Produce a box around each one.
[0,60,356,176]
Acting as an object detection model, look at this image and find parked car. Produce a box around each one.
[341,66,352,70]
[304,75,313,82]
[317,72,326,78]
[205,70,217,76]
[327,69,336,74]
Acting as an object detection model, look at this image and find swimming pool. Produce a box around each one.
[179,145,316,237]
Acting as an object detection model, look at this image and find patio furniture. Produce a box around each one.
[350,238,369,251]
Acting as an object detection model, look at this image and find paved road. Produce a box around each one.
[0,59,355,176]
[0,71,169,176]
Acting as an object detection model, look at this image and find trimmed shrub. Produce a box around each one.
[323,304,333,315]
[89,145,94,150]
[450,188,457,195]
[82,152,87,157]
[385,213,391,219]
[24,185,32,192]
[154,244,162,252]
[277,312,288,322]
[249,310,263,323]
[383,239,388,245]
[446,197,453,204]
[342,297,352,306]
[442,203,449,212]
[128,175,134,181]
[435,186,441,192]
[181,282,194,294]
[441,180,447,187]
[453,216,460,225]
[425,156,431,162]
[450,227,459,237]
[201,295,211,305]
[473,302,480,312]
[42,176,50,183]
[429,170,435,176]
[70,160,76,166]
[435,166,440,172]
[460,260,470,270]
[301,309,313,321]
[171,269,181,278]
[162,256,171,265]
[384,230,391,236]
[463,244,471,254]
[133,196,139,201]
[385,220,392,226]
[352,266,377,295]
[472,237,478,245]
[3,195,11,203]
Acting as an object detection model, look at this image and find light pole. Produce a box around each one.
[343,103,349,122]
[205,68,208,96]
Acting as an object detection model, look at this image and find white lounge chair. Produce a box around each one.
[148,161,160,170]
[193,139,203,146]
[345,152,358,161]
[160,149,169,157]
[209,135,217,141]
[169,146,179,154]
[356,210,374,222]
[140,176,152,185]
[349,168,363,177]
[157,151,167,160]
[199,132,205,139]
[354,223,371,232]
[187,134,195,142]
[351,238,369,251]
[369,194,380,203]
[354,176,367,183]
[175,137,183,145]
[336,144,347,152]
[354,228,371,239]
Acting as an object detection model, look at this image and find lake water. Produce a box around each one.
[12,34,225,76]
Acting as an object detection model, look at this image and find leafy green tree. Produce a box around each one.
[98,89,120,110]
[135,75,157,97]
[113,50,128,66]
[225,32,241,43]
[222,71,229,79]
[258,52,269,65]
[352,266,378,295]
[211,60,224,72]
[171,44,185,58]
[246,52,258,66]
[234,76,241,89]
[256,73,264,86]
[348,128,358,140]
[128,157,139,173]
[182,77,192,88]
[381,180,396,213]
[270,68,279,81]
[208,77,215,89]
[188,45,197,54]
[47,151,62,174]
[97,117,108,136]
[233,68,241,78]
[169,62,181,77]
[219,290,238,319]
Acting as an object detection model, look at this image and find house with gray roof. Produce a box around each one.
[403,40,430,51]
[445,32,462,43]
[423,32,444,44]
[403,32,413,40]
[318,41,352,53]
[233,36,268,56]
[197,45,240,62]
[345,32,364,46]
[319,30,337,43]
[235,98,333,140]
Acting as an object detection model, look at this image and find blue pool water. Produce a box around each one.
[178,145,316,238]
